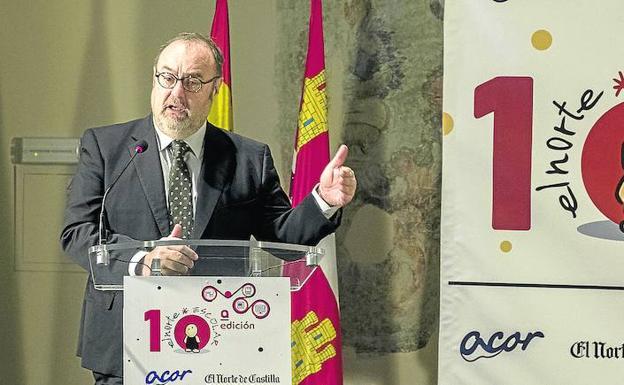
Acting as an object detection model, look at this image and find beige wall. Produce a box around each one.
[0,1,440,384]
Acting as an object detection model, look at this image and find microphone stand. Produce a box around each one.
[96,140,148,265]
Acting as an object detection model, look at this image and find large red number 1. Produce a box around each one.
[144,309,161,352]
[474,77,533,230]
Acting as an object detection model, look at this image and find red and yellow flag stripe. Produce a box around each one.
[208,0,233,131]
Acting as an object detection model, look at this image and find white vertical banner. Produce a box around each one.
[441,1,624,383]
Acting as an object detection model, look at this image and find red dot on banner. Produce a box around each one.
[224,291,232,298]
[173,315,210,351]
[581,102,624,224]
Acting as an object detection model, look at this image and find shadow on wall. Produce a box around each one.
[49,1,114,381]
[72,0,114,135]
[337,0,443,383]
[0,79,27,383]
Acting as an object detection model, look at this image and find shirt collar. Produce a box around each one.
[153,119,206,158]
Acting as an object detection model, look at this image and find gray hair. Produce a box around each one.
[153,32,224,76]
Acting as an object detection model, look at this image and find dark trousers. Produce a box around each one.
[93,371,123,385]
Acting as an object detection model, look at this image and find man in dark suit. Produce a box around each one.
[60,32,356,384]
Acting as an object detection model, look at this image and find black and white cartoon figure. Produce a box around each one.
[184,323,200,353]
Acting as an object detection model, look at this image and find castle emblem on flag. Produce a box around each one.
[291,311,337,384]
[297,70,328,149]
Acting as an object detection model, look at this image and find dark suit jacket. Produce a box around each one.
[60,115,339,376]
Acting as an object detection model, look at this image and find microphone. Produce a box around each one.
[96,140,149,264]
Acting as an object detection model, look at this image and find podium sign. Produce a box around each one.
[124,276,291,385]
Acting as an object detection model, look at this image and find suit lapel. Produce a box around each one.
[130,116,170,237]
[193,124,235,238]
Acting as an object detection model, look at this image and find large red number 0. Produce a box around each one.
[474,77,533,230]
[144,309,161,352]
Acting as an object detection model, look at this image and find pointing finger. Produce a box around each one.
[328,145,349,169]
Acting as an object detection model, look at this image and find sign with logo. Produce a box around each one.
[459,330,544,362]
[441,0,624,383]
[124,277,290,385]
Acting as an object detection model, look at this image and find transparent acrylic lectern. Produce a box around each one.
[88,239,325,385]
[88,238,324,290]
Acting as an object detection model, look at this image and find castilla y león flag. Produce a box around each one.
[208,0,233,131]
[288,1,342,384]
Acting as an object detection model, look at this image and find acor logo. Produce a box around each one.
[145,369,192,384]
[460,330,545,362]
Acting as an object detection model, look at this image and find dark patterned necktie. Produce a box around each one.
[168,140,194,238]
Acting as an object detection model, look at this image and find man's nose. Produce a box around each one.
[171,79,187,98]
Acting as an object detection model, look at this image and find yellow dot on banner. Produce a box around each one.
[442,112,454,135]
[500,241,512,253]
[531,29,552,51]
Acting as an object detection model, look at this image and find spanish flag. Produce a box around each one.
[288,1,343,384]
[208,0,233,131]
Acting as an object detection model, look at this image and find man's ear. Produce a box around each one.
[212,77,223,96]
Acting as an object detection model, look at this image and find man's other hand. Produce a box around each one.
[141,224,198,276]
[319,144,357,208]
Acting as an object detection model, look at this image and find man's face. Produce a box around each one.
[151,40,221,139]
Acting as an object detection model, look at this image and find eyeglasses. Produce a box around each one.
[155,72,220,93]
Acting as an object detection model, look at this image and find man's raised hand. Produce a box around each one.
[319,144,357,207]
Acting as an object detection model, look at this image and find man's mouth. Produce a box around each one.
[164,104,188,117]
